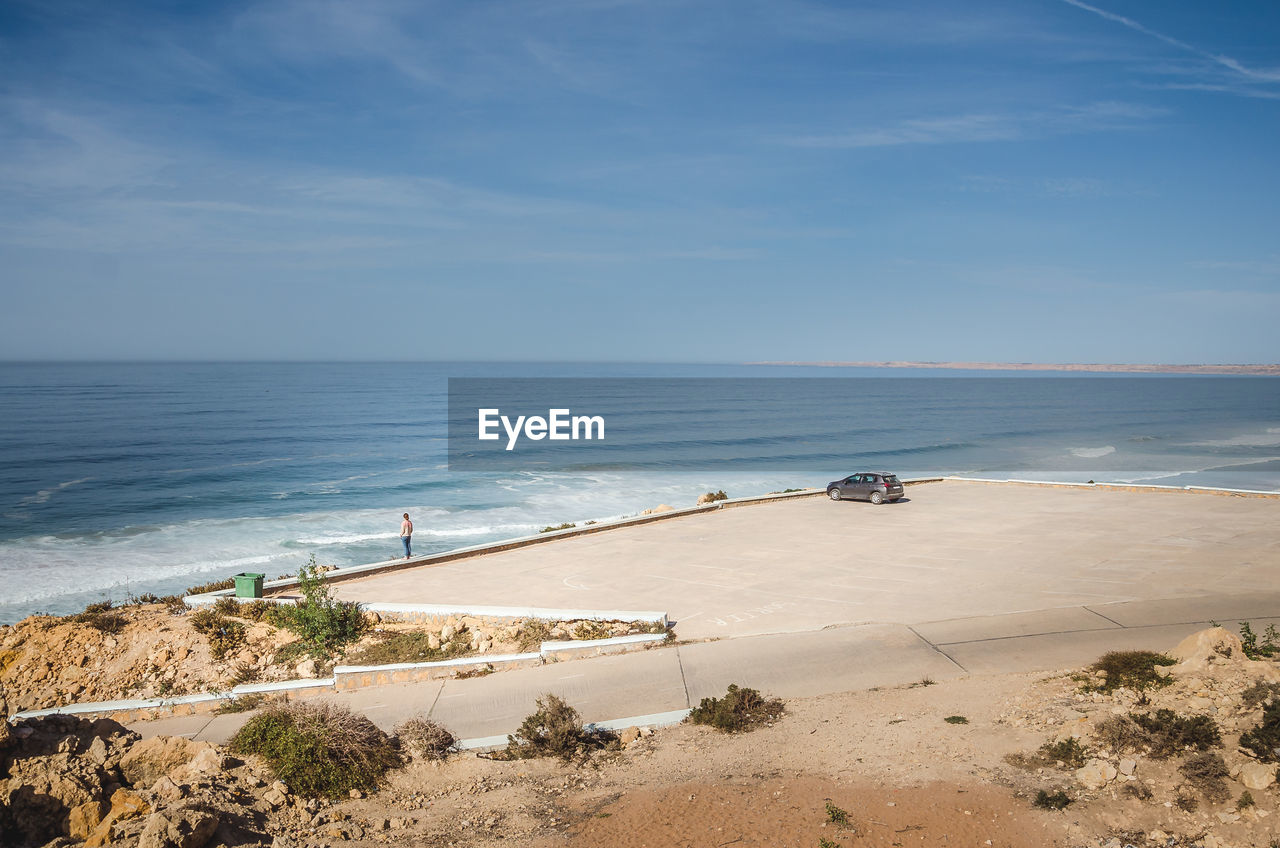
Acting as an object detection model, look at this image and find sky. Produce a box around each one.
[1,0,1278,363]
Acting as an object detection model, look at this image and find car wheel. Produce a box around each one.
[869,491,884,505]
[828,488,842,501]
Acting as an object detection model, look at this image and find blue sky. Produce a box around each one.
[1,0,1278,363]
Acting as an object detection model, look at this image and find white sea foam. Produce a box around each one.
[1069,446,1116,459]
[19,477,93,506]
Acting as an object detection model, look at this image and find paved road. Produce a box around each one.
[330,481,1280,641]
[133,592,1280,745]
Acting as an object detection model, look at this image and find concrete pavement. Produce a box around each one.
[127,482,1280,743]
[131,592,1280,745]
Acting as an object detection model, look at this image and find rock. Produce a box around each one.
[85,788,151,847]
[619,727,641,746]
[653,504,674,513]
[183,746,226,775]
[151,776,188,805]
[69,800,109,840]
[1075,758,1118,790]
[1170,627,1247,672]
[440,625,456,641]
[119,737,201,787]
[427,634,441,650]
[295,658,318,678]
[138,807,218,848]
[270,780,289,795]
[87,735,109,765]
[1118,758,1137,776]
[1240,761,1276,790]
[349,788,363,799]
[262,789,288,807]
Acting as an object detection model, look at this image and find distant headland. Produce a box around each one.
[750,361,1280,375]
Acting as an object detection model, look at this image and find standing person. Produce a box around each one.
[400,513,413,559]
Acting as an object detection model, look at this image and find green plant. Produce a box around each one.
[230,702,400,797]
[908,678,935,688]
[944,715,969,725]
[1086,650,1176,692]
[688,684,784,733]
[342,631,471,666]
[539,522,576,533]
[396,718,456,760]
[818,838,841,848]
[1038,738,1089,769]
[185,577,235,596]
[213,596,241,616]
[69,600,128,634]
[267,559,367,657]
[502,694,618,761]
[1179,751,1230,802]
[189,608,247,660]
[824,802,850,826]
[1131,709,1221,759]
[1032,790,1072,810]
[701,490,729,503]
[1240,621,1280,660]
[1240,701,1280,763]
[1240,790,1257,809]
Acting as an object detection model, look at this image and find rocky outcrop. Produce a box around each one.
[0,714,270,848]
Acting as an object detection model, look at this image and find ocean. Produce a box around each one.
[1,362,1278,624]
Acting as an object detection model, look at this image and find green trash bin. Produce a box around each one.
[234,572,265,599]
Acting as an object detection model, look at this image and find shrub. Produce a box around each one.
[1092,714,1148,754]
[1240,701,1280,763]
[1121,782,1153,800]
[1033,790,1072,810]
[1087,651,1175,692]
[1179,751,1230,802]
[1039,738,1089,769]
[267,560,366,657]
[230,702,400,797]
[213,596,241,616]
[688,684,784,733]
[572,620,612,640]
[1240,790,1257,809]
[1240,621,1280,660]
[396,718,456,760]
[1131,709,1221,759]
[342,631,470,666]
[944,715,969,725]
[517,618,552,652]
[701,490,729,503]
[239,600,274,622]
[189,608,247,660]
[824,802,850,826]
[539,522,576,533]
[1241,681,1280,710]
[185,577,235,596]
[503,694,617,760]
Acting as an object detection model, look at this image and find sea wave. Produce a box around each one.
[1069,446,1116,459]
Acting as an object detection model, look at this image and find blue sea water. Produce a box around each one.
[1,362,1278,624]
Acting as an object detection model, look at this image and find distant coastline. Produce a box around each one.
[749,361,1280,376]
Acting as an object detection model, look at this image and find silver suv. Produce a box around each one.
[827,472,904,504]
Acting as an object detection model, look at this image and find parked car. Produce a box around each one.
[827,472,904,504]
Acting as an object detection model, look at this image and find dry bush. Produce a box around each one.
[1086,651,1175,692]
[517,618,552,652]
[1178,751,1230,802]
[689,684,784,733]
[396,718,456,760]
[1093,714,1149,754]
[230,701,400,796]
[502,694,618,761]
[1241,681,1280,711]
[1131,709,1220,759]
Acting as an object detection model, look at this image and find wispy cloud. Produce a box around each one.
[1061,0,1280,88]
[782,101,1165,149]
